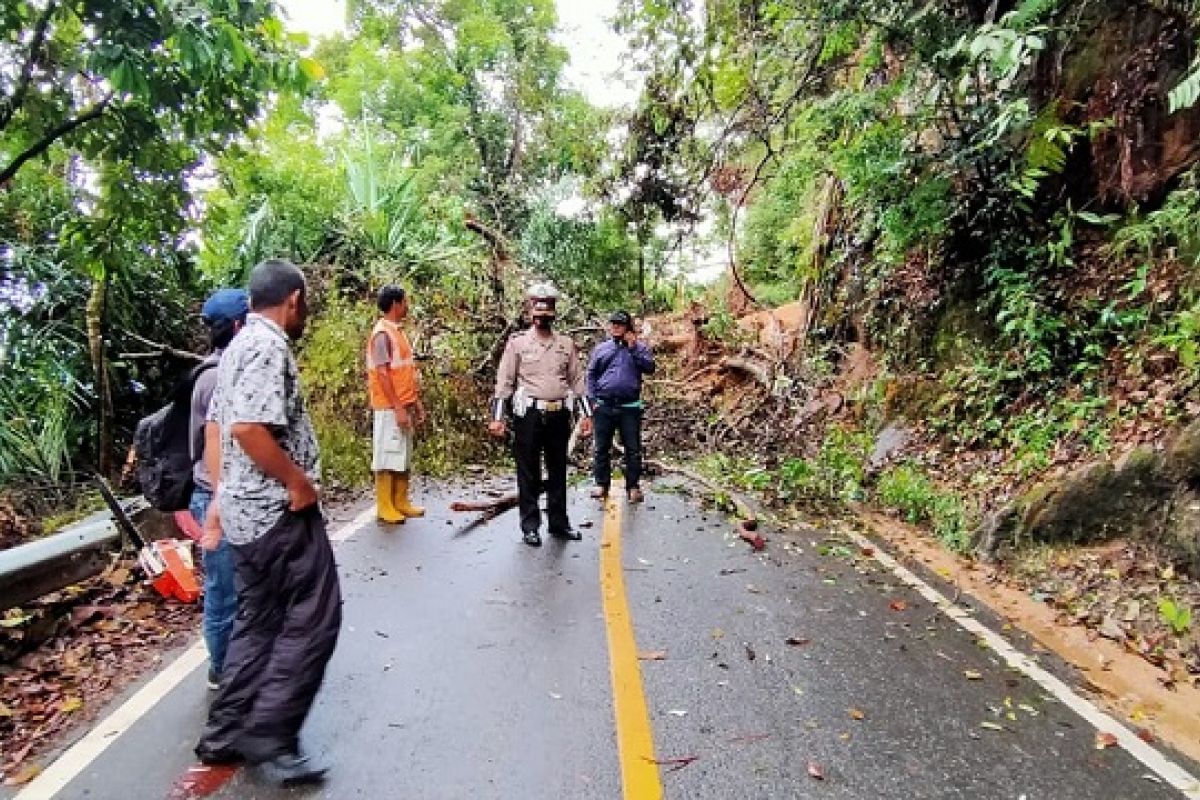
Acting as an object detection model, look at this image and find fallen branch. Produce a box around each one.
[450,492,518,517]
[474,319,520,376]
[646,458,758,525]
[122,331,204,363]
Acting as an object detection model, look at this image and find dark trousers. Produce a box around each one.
[592,403,644,491]
[512,408,571,534]
[197,506,342,762]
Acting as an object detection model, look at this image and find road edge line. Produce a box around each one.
[840,526,1200,800]
[599,494,664,800]
[14,505,377,800]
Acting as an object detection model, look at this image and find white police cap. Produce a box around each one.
[526,281,560,300]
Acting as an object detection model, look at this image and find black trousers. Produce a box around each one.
[197,505,342,762]
[592,403,643,491]
[512,408,571,534]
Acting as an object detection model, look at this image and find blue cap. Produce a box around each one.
[201,288,250,325]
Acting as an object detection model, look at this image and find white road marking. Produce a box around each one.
[14,505,376,800]
[329,506,379,543]
[839,526,1200,800]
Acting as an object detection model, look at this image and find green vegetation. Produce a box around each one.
[6,0,1200,568]
[875,465,973,552]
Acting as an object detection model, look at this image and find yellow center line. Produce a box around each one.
[599,493,664,800]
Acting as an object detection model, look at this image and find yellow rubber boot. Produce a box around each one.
[376,472,405,524]
[393,472,425,518]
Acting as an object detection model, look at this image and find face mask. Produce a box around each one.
[533,316,553,330]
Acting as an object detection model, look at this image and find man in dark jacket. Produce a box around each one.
[587,310,655,503]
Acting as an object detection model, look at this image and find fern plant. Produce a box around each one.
[1169,60,1200,113]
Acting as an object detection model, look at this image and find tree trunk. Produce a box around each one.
[86,275,113,477]
[637,225,648,313]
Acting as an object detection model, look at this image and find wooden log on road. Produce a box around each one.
[450,493,518,517]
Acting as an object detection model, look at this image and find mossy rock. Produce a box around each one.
[928,300,992,371]
[883,376,942,420]
[1162,418,1200,484]
[1163,488,1200,575]
[980,449,1174,557]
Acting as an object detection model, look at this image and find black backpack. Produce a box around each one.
[133,361,217,512]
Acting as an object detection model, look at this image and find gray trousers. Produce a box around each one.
[196,505,342,762]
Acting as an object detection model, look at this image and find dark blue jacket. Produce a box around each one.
[587,339,655,402]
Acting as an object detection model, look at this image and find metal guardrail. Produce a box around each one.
[0,496,159,612]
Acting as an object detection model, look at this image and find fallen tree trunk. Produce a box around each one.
[656,333,695,352]
[720,356,774,390]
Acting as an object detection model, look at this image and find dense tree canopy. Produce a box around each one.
[5,0,1200,514]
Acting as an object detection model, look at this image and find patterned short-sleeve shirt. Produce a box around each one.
[207,313,320,545]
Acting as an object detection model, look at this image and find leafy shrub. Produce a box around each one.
[876,464,973,552]
[773,427,873,508]
[299,297,375,488]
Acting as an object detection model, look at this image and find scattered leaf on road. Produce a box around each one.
[644,755,698,773]
[849,708,865,721]
[1095,732,1119,750]
[60,697,83,713]
[889,599,908,612]
[1136,728,1156,744]
[638,650,667,661]
[785,637,810,647]
[807,761,825,780]
[980,721,1004,732]
[105,568,131,587]
[728,733,771,744]
[3,765,43,786]
[739,530,766,551]
[964,669,982,680]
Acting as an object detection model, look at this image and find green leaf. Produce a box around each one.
[298,57,326,82]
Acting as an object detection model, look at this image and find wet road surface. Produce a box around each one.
[10,479,1199,799]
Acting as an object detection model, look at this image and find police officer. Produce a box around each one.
[488,283,593,546]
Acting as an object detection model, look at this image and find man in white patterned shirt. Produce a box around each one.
[194,260,340,785]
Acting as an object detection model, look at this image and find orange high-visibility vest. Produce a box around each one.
[367,319,419,409]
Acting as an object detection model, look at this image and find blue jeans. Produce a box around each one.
[190,488,237,675]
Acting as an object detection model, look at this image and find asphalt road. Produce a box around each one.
[13,478,1199,800]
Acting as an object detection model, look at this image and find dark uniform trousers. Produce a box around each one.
[197,505,342,762]
[513,407,571,534]
[592,401,643,491]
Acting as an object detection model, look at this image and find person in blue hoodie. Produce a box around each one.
[587,310,655,503]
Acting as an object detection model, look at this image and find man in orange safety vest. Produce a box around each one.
[367,285,426,523]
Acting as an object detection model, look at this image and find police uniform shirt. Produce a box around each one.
[494,327,587,403]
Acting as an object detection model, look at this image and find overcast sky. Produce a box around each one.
[277,0,639,108]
